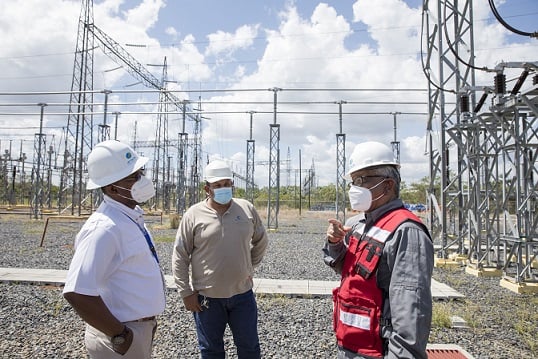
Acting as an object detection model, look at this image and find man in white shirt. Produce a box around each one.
[63,140,166,359]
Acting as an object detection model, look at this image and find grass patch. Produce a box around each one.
[432,301,453,328]
[152,235,176,243]
[513,296,538,353]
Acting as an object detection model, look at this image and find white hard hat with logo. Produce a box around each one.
[347,141,399,179]
[204,159,233,183]
[86,140,148,190]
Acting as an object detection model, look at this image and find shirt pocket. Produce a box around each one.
[121,235,151,263]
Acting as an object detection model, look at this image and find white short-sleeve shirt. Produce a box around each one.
[63,196,165,322]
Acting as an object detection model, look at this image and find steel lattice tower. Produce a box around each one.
[176,102,189,214]
[188,99,202,207]
[423,0,477,256]
[246,111,256,203]
[60,0,95,215]
[335,101,346,222]
[267,88,281,230]
[152,57,170,211]
[424,0,538,286]
[31,103,48,219]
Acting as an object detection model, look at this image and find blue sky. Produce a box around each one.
[0,0,536,186]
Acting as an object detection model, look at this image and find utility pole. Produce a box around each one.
[390,112,401,163]
[246,111,256,203]
[98,89,112,142]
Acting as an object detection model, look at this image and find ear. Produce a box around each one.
[384,178,395,193]
[103,184,116,196]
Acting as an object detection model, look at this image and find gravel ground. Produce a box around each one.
[0,211,537,358]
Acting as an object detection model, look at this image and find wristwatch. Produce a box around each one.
[111,326,129,346]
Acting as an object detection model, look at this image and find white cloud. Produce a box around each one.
[0,0,535,190]
[123,0,164,30]
[205,24,260,57]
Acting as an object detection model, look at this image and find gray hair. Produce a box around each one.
[372,165,400,197]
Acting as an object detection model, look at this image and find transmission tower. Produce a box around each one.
[176,100,189,215]
[151,57,170,212]
[188,98,203,207]
[60,0,95,215]
[31,103,48,219]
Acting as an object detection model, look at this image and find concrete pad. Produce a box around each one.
[465,265,502,278]
[0,267,66,285]
[431,278,465,300]
[254,278,308,296]
[499,278,538,294]
[308,280,339,296]
[450,315,469,329]
[0,267,464,299]
[434,258,462,269]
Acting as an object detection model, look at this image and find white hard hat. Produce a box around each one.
[347,141,399,178]
[204,159,232,183]
[86,140,148,190]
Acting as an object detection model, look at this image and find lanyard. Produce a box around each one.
[124,214,160,264]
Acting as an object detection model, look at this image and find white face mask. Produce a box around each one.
[348,179,386,212]
[114,175,156,204]
[130,176,156,203]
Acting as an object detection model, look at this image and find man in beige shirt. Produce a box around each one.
[172,159,268,359]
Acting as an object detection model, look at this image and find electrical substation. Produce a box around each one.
[0,0,537,296]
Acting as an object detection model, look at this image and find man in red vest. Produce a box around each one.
[323,141,434,359]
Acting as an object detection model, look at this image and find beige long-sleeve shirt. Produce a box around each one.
[172,198,268,298]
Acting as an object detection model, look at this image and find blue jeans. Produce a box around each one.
[193,290,261,359]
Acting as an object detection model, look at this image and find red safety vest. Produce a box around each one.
[332,208,424,357]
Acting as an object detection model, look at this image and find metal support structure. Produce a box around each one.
[0,146,10,205]
[189,99,203,207]
[423,0,476,258]
[18,147,27,205]
[335,100,347,222]
[45,145,54,209]
[60,0,95,215]
[176,132,188,215]
[98,89,112,142]
[31,103,47,219]
[268,123,280,229]
[390,112,401,163]
[152,58,170,211]
[425,0,538,286]
[246,111,256,203]
[494,77,538,283]
[112,111,120,140]
[267,88,282,230]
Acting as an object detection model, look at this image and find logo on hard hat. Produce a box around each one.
[125,151,137,164]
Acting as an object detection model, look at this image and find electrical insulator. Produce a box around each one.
[474,93,488,113]
[459,94,470,113]
[494,73,506,94]
[511,70,528,95]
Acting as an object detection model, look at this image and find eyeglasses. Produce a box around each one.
[350,175,386,187]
